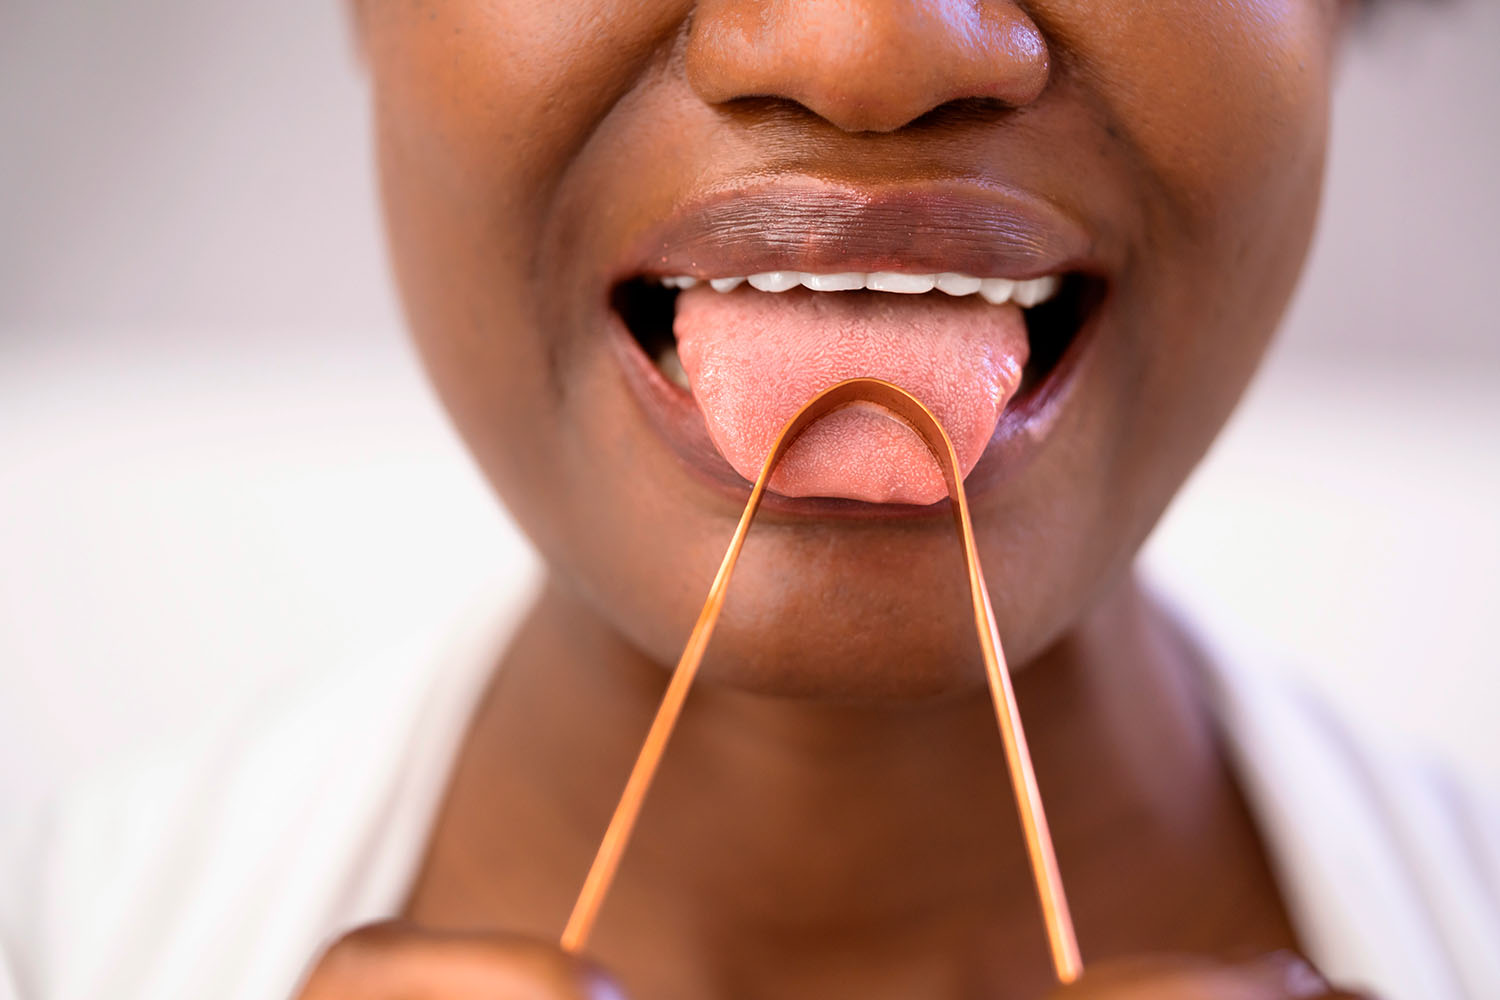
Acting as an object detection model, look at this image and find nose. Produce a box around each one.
[684,0,1051,134]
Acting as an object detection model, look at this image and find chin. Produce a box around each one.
[697,639,988,704]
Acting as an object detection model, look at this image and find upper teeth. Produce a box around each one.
[659,271,1060,307]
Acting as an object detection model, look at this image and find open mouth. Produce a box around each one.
[618,269,1095,401]
[612,266,1103,506]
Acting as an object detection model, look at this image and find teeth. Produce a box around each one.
[658,271,1062,307]
[746,271,802,292]
[656,344,690,389]
[1012,275,1061,308]
[801,272,865,292]
[866,272,936,294]
[935,272,983,296]
[978,278,1016,305]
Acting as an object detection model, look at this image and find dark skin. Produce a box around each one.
[301,0,1376,996]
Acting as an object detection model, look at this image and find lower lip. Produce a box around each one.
[607,297,1100,521]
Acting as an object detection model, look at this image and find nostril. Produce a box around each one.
[685,0,1050,135]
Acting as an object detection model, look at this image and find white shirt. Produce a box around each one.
[2,597,1497,1000]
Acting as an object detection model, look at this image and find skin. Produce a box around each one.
[301,0,1374,996]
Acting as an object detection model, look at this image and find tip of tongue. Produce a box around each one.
[771,403,952,505]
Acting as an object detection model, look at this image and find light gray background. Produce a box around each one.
[1,1,1497,807]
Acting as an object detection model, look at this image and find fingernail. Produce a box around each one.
[1244,950,1331,999]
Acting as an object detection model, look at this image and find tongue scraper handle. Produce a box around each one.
[559,377,1083,985]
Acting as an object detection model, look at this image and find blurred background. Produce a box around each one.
[1,2,1496,810]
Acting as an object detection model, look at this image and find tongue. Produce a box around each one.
[674,286,1029,505]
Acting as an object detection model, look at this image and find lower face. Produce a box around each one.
[361,0,1334,699]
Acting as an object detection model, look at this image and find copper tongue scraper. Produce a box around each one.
[560,377,1083,984]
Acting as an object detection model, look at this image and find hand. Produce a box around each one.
[1047,953,1373,999]
[295,921,626,999]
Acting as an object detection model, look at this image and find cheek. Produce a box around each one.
[1055,0,1336,411]
[1066,0,1333,216]
[361,1,679,488]
[1014,1,1335,625]
[1126,0,1333,381]
[362,0,677,357]
[363,1,678,203]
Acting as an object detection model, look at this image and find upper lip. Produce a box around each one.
[614,177,1097,286]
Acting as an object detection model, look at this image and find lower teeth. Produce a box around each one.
[656,344,689,389]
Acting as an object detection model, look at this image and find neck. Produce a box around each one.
[407,572,1292,998]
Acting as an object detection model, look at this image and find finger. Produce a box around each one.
[1049,951,1351,999]
[297,920,626,1000]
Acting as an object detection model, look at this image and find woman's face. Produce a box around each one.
[359,0,1337,698]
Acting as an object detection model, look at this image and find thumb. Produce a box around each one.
[297,920,629,999]
[1048,951,1372,999]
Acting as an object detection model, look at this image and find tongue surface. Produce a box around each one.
[674,286,1029,505]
